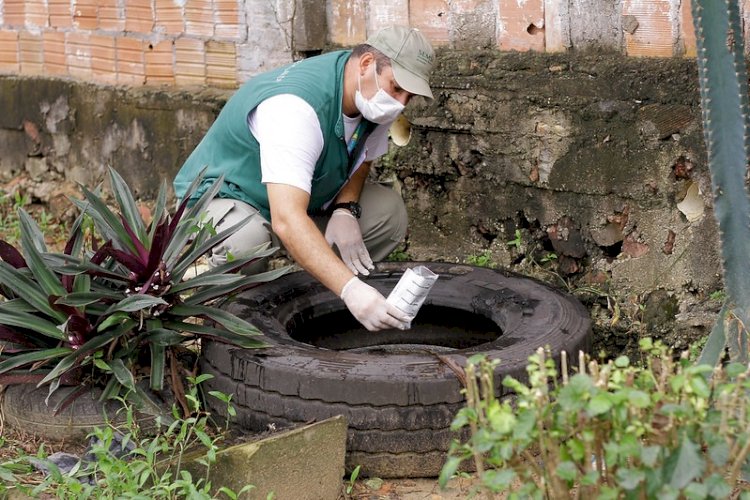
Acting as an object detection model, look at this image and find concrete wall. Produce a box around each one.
[1,0,748,87]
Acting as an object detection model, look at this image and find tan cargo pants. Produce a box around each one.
[201,182,408,273]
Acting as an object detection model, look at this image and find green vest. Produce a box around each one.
[173,50,352,221]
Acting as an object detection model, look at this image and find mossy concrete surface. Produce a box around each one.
[182,416,347,499]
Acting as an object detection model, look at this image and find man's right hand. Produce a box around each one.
[340,277,410,331]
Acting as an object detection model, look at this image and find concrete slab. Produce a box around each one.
[183,416,347,500]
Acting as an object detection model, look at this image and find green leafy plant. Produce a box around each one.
[0,167,287,409]
[506,229,522,249]
[466,251,496,269]
[346,465,361,495]
[441,338,750,498]
[692,1,750,365]
[1,378,254,498]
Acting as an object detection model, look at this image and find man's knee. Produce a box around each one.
[359,183,408,260]
[203,199,272,272]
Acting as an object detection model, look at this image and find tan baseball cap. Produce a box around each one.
[366,26,435,99]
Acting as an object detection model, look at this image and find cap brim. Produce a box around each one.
[392,62,433,99]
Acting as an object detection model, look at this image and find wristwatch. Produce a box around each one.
[332,201,362,219]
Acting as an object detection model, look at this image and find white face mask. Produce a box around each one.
[354,62,405,124]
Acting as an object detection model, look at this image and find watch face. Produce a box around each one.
[350,202,362,218]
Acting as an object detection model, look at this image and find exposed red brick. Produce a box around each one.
[623,0,674,57]
[66,32,92,80]
[43,31,67,76]
[49,0,74,28]
[3,0,25,27]
[680,0,696,57]
[206,40,237,87]
[366,0,409,36]
[185,0,214,37]
[410,0,450,46]
[174,37,206,86]
[145,40,175,85]
[99,0,125,31]
[116,36,146,85]
[125,0,154,34]
[0,31,20,74]
[25,0,49,28]
[73,0,99,30]
[214,0,243,40]
[19,32,44,75]
[155,0,184,34]
[91,34,117,85]
[498,0,545,52]
[329,0,367,45]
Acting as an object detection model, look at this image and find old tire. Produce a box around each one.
[200,262,592,478]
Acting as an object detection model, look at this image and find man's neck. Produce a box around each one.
[342,57,362,118]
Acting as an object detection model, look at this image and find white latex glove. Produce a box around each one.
[325,209,374,276]
[340,277,410,331]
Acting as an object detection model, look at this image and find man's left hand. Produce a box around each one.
[325,209,374,276]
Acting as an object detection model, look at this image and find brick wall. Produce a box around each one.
[0,0,746,88]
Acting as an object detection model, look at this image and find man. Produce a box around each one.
[173,26,435,332]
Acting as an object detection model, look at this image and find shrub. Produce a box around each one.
[441,339,750,499]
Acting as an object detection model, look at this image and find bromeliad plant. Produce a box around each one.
[0,167,286,410]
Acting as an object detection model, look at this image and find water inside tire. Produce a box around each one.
[286,304,502,352]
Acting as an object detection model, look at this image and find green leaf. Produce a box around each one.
[40,320,136,385]
[438,456,463,488]
[0,261,66,323]
[665,438,704,490]
[74,187,137,255]
[18,211,66,300]
[556,461,578,482]
[482,469,517,492]
[586,392,612,416]
[54,292,117,307]
[144,328,185,346]
[104,295,168,315]
[169,304,261,336]
[628,389,651,408]
[97,312,130,332]
[641,445,661,467]
[616,467,645,490]
[0,347,72,375]
[108,167,148,244]
[162,320,267,349]
[150,343,165,391]
[169,273,249,294]
[182,267,291,305]
[0,310,65,340]
[148,182,168,242]
[110,358,136,392]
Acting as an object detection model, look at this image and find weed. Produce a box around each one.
[466,251,496,269]
[386,249,410,262]
[0,377,255,499]
[506,229,522,249]
[346,465,361,495]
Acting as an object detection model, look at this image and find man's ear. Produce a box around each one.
[358,52,375,75]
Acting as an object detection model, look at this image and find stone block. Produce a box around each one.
[623,0,674,57]
[449,0,496,49]
[545,0,571,52]
[410,0,450,46]
[181,416,347,500]
[327,0,367,46]
[568,0,622,51]
[293,0,328,51]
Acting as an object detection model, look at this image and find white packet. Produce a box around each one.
[386,265,439,328]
